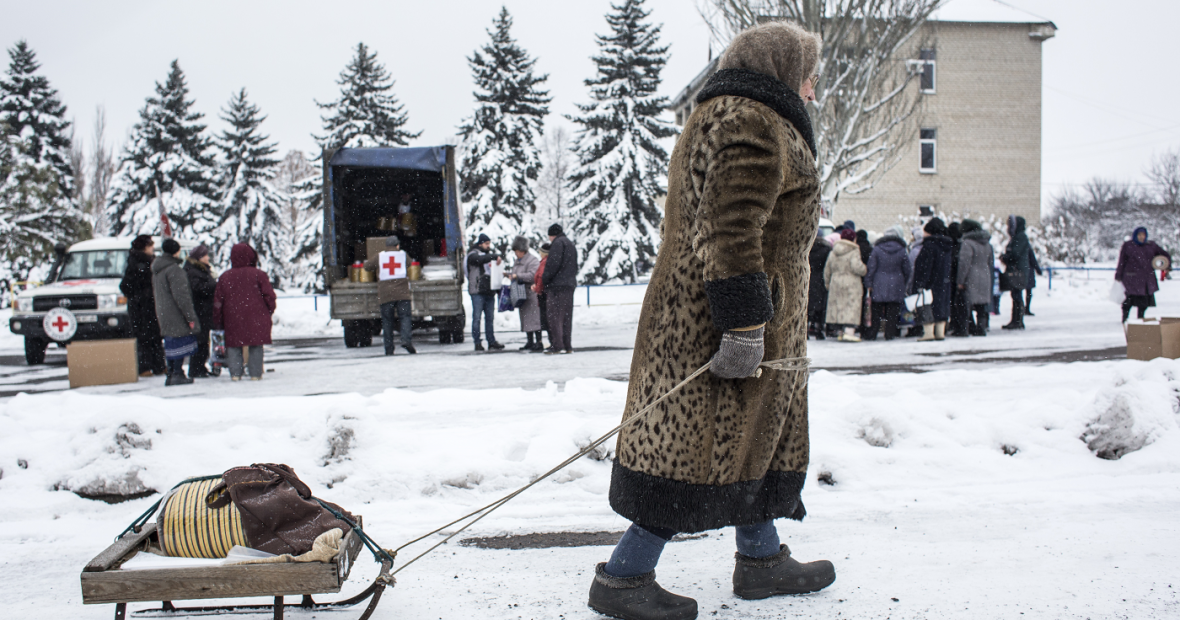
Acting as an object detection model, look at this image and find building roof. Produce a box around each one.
[931,0,1054,26]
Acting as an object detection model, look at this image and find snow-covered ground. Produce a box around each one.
[1,270,1178,619]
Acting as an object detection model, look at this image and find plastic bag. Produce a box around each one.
[1108,280,1126,304]
[498,285,514,312]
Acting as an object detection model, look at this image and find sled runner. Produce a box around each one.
[80,471,394,620]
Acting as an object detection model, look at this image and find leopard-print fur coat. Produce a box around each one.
[609,68,821,533]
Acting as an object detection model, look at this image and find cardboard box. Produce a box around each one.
[366,236,389,261]
[1125,318,1180,361]
[68,339,138,388]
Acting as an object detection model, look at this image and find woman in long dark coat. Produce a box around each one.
[212,244,276,380]
[183,244,217,377]
[1116,226,1171,322]
[1000,215,1031,330]
[119,235,165,376]
[913,218,955,341]
[807,233,831,339]
[588,21,834,620]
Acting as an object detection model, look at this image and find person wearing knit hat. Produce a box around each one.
[913,218,955,340]
[152,239,199,385]
[542,224,577,354]
[184,244,217,377]
[588,19,833,620]
[864,225,913,340]
[120,235,166,376]
[466,233,504,351]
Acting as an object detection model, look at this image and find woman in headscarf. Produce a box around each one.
[587,21,834,620]
[1116,227,1171,322]
[1000,215,1031,330]
[824,228,867,342]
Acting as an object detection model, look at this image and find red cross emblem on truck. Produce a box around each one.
[52,315,70,333]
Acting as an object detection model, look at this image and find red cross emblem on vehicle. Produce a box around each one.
[52,315,70,332]
[42,307,77,342]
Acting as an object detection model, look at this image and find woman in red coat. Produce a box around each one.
[212,244,276,380]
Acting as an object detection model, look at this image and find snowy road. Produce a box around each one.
[1,273,1178,619]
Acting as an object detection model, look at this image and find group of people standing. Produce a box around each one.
[120,235,276,385]
[808,215,1040,342]
[466,224,578,354]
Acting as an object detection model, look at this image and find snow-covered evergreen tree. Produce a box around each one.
[315,43,421,150]
[106,60,219,239]
[0,40,75,200]
[0,122,85,288]
[214,88,285,282]
[458,6,551,253]
[566,0,676,284]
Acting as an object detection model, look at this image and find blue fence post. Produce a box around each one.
[314,295,318,312]
[586,285,591,307]
[1048,268,1052,291]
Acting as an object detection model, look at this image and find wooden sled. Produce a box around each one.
[80,519,393,620]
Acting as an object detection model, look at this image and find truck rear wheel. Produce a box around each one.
[438,328,453,344]
[24,337,47,365]
[451,313,466,343]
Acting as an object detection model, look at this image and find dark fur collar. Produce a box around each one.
[695,68,817,158]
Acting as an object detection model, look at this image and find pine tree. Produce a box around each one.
[0,122,85,286]
[566,0,676,284]
[458,6,551,253]
[0,40,75,199]
[315,43,421,150]
[106,60,220,238]
[214,88,286,283]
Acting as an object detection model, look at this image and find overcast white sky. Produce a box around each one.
[3,0,1178,213]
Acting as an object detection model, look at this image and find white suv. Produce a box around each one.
[10,236,199,364]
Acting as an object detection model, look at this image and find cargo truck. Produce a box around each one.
[322,146,467,347]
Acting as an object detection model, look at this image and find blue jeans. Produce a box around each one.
[380,300,412,354]
[470,293,497,345]
[604,521,781,578]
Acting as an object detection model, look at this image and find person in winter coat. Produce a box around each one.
[507,236,544,351]
[183,244,217,377]
[120,235,166,376]
[907,226,925,295]
[863,225,912,340]
[152,238,200,386]
[854,230,872,269]
[824,228,867,342]
[533,243,552,349]
[212,243,276,380]
[807,233,832,340]
[587,22,835,620]
[541,224,577,354]
[364,236,415,355]
[466,233,504,351]
[1116,226,1172,322]
[913,218,955,341]
[957,220,996,336]
[946,222,971,337]
[1024,248,1043,316]
[1000,215,1031,330]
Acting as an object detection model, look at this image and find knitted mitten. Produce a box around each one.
[709,326,765,379]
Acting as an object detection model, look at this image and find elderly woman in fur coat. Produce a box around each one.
[587,22,835,620]
[823,228,867,342]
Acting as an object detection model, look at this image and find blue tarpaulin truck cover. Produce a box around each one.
[328,147,446,172]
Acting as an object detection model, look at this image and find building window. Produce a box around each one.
[918,205,934,217]
[919,48,936,93]
[919,128,937,173]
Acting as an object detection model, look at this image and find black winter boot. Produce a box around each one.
[588,563,697,620]
[732,544,835,600]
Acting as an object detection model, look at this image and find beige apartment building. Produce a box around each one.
[669,16,1056,234]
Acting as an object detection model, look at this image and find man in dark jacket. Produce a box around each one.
[1000,215,1031,330]
[466,233,503,351]
[152,238,199,386]
[184,244,216,377]
[913,218,955,341]
[541,223,577,354]
[864,226,912,340]
[119,235,166,377]
[807,234,831,339]
[365,236,415,355]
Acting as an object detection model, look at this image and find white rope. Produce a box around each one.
[389,356,812,576]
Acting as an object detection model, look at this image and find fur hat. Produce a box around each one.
[161,238,181,255]
[961,219,983,234]
[719,21,822,92]
[188,244,209,261]
[923,217,948,236]
[548,223,564,237]
[511,236,530,252]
